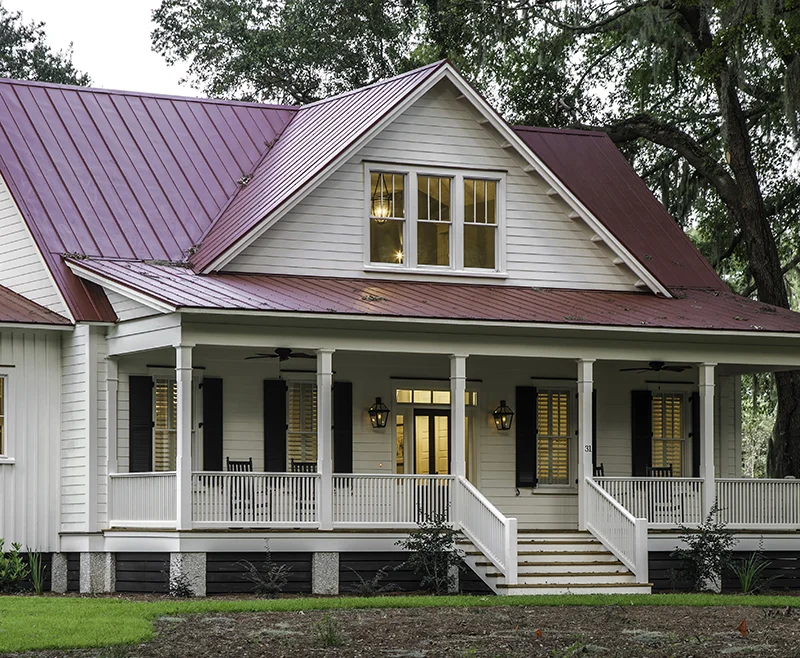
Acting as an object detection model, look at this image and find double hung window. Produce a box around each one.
[368,166,502,272]
[651,393,684,476]
[288,382,317,464]
[537,390,571,486]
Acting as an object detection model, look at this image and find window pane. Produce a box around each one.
[396,389,412,404]
[288,382,317,465]
[370,218,404,264]
[464,179,497,226]
[418,175,451,222]
[154,379,177,472]
[432,390,450,405]
[418,221,450,266]
[370,172,404,219]
[0,377,4,455]
[396,414,405,474]
[464,224,496,269]
[413,390,432,404]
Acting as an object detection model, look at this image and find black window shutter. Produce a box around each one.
[691,391,701,478]
[202,378,223,471]
[264,380,288,472]
[333,381,353,473]
[592,389,597,468]
[631,390,652,476]
[129,375,153,473]
[516,386,538,488]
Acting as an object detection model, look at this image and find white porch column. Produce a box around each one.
[450,354,468,479]
[700,362,717,518]
[577,359,594,531]
[175,344,194,530]
[317,348,335,530]
[105,357,119,523]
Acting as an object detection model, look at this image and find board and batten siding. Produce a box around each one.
[0,330,61,550]
[0,173,68,317]
[224,81,639,291]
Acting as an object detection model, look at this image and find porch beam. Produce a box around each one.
[317,349,335,531]
[175,344,194,530]
[450,354,468,479]
[700,363,716,518]
[577,359,594,531]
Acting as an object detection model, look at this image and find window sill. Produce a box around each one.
[363,265,508,279]
[0,457,15,465]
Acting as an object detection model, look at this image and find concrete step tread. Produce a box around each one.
[486,571,635,579]
[497,582,652,589]
[474,560,624,568]
[516,550,613,557]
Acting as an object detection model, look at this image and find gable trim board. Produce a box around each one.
[65,262,176,314]
[192,63,669,297]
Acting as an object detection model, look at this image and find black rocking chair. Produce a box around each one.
[227,457,254,521]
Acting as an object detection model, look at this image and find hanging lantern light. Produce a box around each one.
[370,173,392,219]
[492,400,514,431]
[368,397,390,429]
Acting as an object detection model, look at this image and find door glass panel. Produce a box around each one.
[395,414,405,474]
[434,415,449,475]
[415,415,431,474]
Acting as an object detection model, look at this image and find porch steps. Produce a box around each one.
[460,531,652,596]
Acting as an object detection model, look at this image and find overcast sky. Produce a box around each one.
[4,0,195,96]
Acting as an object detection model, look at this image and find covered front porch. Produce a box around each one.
[98,311,800,587]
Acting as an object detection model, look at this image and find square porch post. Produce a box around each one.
[450,354,468,480]
[577,359,594,531]
[700,362,717,518]
[175,344,194,530]
[317,349,335,530]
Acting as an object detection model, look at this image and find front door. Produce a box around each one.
[414,410,450,474]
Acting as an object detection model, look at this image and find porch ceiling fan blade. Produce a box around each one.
[662,365,689,372]
[289,352,316,359]
[245,353,279,360]
[619,366,649,372]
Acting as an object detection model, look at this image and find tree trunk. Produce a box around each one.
[715,65,800,477]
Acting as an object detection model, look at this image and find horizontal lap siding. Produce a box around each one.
[0,173,67,316]
[106,290,157,321]
[225,82,637,292]
[0,330,61,550]
[116,552,169,593]
[206,552,312,594]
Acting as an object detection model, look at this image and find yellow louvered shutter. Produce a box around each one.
[536,390,571,485]
[651,393,683,476]
[288,382,317,464]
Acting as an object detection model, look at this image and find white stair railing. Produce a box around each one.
[455,476,518,585]
[585,477,648,584]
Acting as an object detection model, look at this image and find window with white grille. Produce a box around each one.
[537,390,571,485]
[651,393,684,476]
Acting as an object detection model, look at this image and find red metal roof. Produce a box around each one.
[0,283,70,325]
[514,127,726,291]
[190,61,446,271]
[0,78,296,321]
[70,259,800,333]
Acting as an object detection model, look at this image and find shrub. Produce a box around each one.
[344,565,399,596]
[671,503,736,592]
[396,512,463,594]
[237,543,290,598]
[26,550,47,595]
[168,570,195,598]
[315,614,347,647]
[732,539,776,594]
[0,540,30,593]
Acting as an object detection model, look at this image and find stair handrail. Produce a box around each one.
[455,475,518,585]
[585,477,649,584]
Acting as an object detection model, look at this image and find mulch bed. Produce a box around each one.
[14,604,800,657]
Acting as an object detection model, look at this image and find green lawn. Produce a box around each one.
[1,593,800,654]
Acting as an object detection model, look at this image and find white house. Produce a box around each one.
[2,61,800,596]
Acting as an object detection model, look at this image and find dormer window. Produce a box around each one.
[366,164,504,274]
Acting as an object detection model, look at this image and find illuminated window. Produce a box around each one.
[395,414,405,473]
[652,393,683,476]
[537,390,570,485]
[395,389,477,406]
[0,376,5,455]
[417,175,452,266]
[463,179,497,269]
[369,172,406,264]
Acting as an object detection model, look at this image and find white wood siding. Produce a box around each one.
[61,327,87,530]
[0,173,68,317]
[225,82,639,291]
[106,290,159,322]
[0,330,61,550]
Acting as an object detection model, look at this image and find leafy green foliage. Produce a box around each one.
[26,549,47,596]
[732,543,776,595]
[314,613,347,647]
[0,539,30,593]
[0,3,89,85]
[396,512,463,594]
[672,504,737,592]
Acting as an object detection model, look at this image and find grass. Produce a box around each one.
[2,593,800,653]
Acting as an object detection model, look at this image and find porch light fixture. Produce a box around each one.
[493,400,514,431]
[371,173,392,219]
[368,397,390,429]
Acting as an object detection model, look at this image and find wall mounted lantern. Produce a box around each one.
[369,397,390,429]
[493,400,514,431]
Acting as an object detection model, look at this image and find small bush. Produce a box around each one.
[168,570,195,598]
[671,503,736,592]
[26,550,47,595]
[315,614,347,647]
[732,539,776,594]
[397,512,463,594]
[345,565,399,596]
[238,543,290,598]
[0,540,30,593]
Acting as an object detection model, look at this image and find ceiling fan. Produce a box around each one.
[245,347,315,361]
[619,361,689,374]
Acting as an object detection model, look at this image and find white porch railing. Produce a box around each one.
[455,476,518,585]
[716,478,800,529]
[109,472,176,527]
[332,474,453,527]
[585,477,648,583]
[596,477,704,527]
[191,472,319,527]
